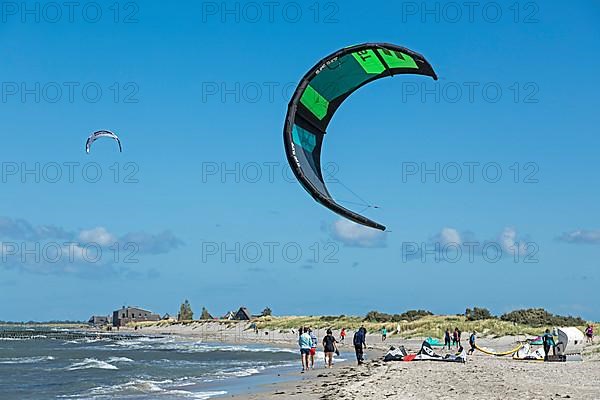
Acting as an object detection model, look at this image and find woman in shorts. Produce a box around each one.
[322,329,338,368]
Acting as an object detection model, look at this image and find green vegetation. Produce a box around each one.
[465,307,494,321]
[364,310,433,323]
[500,308,586,327]
[178,300,193,321]
[252,314,588,338]
[200,307,212,320]
[127,307,594,340]
[129,313,592,339]
[261,307,273,317]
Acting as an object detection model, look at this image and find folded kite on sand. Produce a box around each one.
[475,343,524,356]
[384,341,466,363]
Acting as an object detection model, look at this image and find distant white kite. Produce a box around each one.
[85,130,122,154]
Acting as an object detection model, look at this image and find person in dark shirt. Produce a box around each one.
[453,327,461,349]
[353,327,367,365]
[542,329,555,361]
[444,328,452,350]
[467,331,476,355]
[322,329,338,368]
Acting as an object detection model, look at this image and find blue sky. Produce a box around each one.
[1,1,599,321]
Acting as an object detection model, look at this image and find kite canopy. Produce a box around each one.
[85,130,122,154]
[284,43,437,231]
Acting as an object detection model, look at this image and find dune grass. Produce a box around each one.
[128,315,591,339]
[252,315,589,338]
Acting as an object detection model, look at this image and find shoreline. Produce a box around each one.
[130,323,600,400]
[114,322,599,399]
[5,322,599,399]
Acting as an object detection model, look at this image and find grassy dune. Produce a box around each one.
[253,315,564,338]
[129,315,590,339]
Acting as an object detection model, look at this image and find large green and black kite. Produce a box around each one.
[284,43,437,231]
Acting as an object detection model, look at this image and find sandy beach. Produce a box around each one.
[117,322,600,400]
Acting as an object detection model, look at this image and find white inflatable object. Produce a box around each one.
[555,327,584,356]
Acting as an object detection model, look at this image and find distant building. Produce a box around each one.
[222,311,235,320]
[234,307,252,321]
[112,306,160,327]
[88,315,110,326]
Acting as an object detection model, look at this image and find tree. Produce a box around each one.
[178,300,193,321]
[500,308,585,327]
[200,307,212,320]
[261,307,272,317]
[465,307,493,321]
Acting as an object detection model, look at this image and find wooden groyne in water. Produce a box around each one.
[0,329,164,341]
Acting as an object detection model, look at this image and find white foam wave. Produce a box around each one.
[191,391,227,399]
[67,358,118,371]
[106,356,134,363]
[81,379,224,398]
[0,356,55,364]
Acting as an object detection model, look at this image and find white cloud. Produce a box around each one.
[558,230,600,244]
[329,219,386,248]
[78,227,116,246]
[498,227,528,256]
[0,216,183,276]
[438,227,462,245]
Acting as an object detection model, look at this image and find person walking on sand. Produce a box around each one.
[309,328,318,369]
[453,327,460,349]
[444,328,452,350]
[299,327,312,372]
[467,331,477,355]
[340,328,346,344]
[381,326,387,342]
[323,329,338,368]
[353,327,367,365]
[542,329,555,361]
[585,325,594,344]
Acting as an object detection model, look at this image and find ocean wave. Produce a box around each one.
[72,378,226,399]
[66,358,118,371]
[0,356,55,364]
[106,356,134,363]
[217,365,266,378]
[115,340,298,355]
[190,391,228,399]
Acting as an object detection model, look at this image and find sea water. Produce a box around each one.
[0,327,305,399]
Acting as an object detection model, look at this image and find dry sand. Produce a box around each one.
[119,323,600,399]
[232,342,600,400]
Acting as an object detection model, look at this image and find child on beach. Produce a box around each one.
[323,329,338,368]
[309,328,318,368]
[299,327,312,372]
[340,328,346,344]
[381,327,387,342]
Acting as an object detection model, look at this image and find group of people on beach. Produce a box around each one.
[443,327,462,350]
[298,327,340,372]
[299,324,594,370]
[298,326,368,371]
